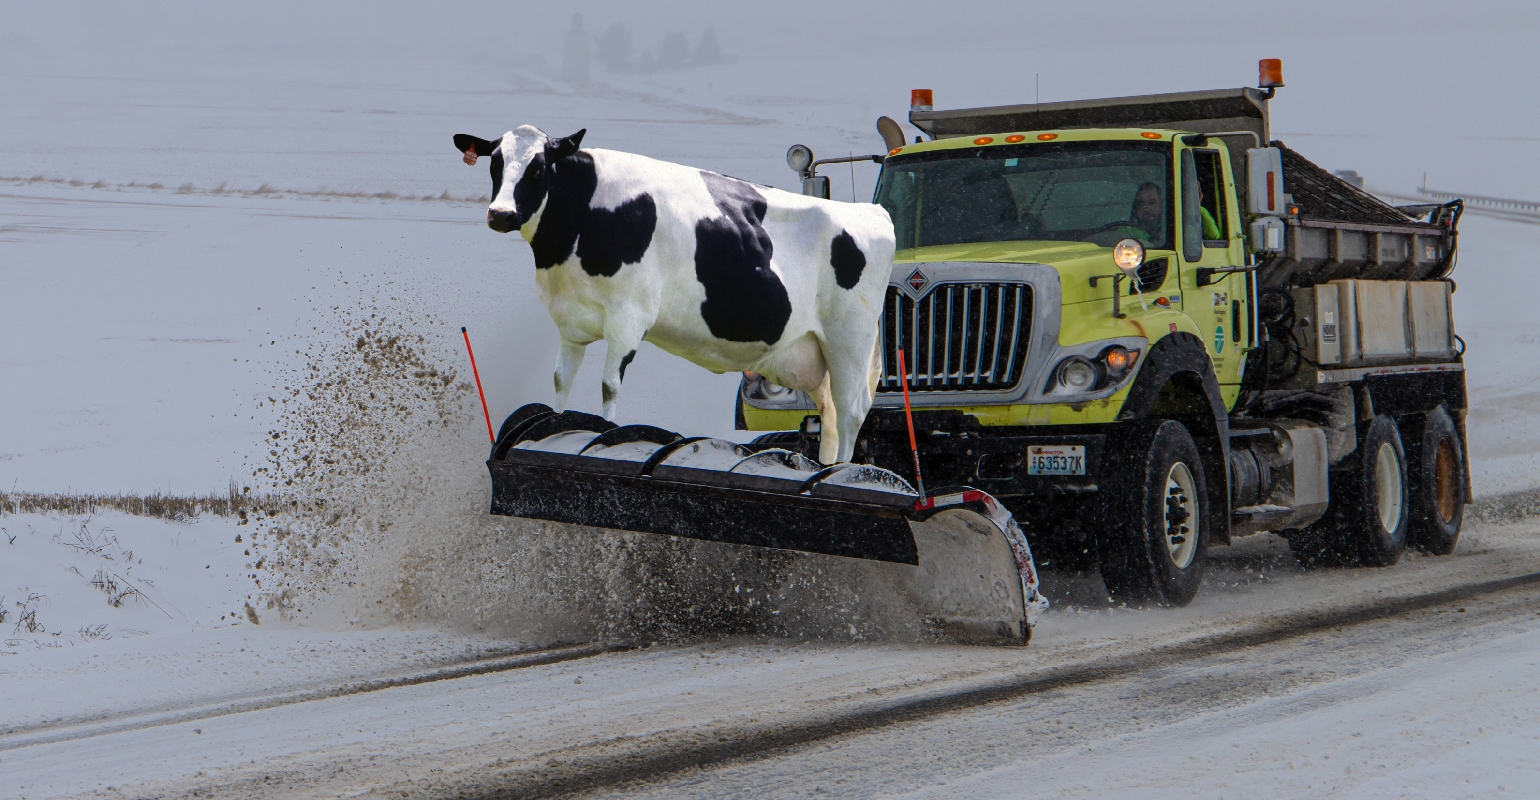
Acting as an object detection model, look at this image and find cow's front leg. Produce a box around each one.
[553,339,587,413]
[599,331,645,420]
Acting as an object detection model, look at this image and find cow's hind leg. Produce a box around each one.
[820,333,880,464]
[553,339,586,413]
[811,371,839,465]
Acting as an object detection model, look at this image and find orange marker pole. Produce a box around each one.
[896,349,926,503]
[461,327,495,443]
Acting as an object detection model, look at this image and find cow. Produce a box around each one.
[453,125,894,465]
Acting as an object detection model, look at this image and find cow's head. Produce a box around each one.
[453,126,586,235]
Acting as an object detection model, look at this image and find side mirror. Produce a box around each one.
[1247,147,1286,215]
[876,116,905,152]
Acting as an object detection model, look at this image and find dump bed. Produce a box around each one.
[908,88,1460,291]
[1264,141,1458,289]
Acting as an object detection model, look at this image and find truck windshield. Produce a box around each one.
[876,141,1173,251]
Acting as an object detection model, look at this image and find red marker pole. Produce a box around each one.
[461,327,495,443]
[896,349,927,503]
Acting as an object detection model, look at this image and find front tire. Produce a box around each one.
[1288,414,1408,567]
[1098,420,1210,607]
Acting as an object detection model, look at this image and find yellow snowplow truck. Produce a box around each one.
[743,59,1469,606]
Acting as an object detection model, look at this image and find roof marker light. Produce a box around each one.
[889,147,903,156]
[1141,131,1163,139]
[973,136,995,145]
[1036,133,1059,141]
[1004,134,1026,143]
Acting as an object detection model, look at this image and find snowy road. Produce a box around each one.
[5,517,1540,799]
[6,4,1540,798]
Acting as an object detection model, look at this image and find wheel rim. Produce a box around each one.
[1375,442,1405,533]
[1163,462,1199,569]
[1435,439,1458,523]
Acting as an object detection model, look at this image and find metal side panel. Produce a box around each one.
[1315,283,1342,366]
[488,460,922,565]
[1409,281,1455,360]
[1351,279,1411,363]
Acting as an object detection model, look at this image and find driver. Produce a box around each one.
[1128,181,1165,241]
[1120,180,1222,244]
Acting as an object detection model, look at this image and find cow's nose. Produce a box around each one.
[487,208,519,233]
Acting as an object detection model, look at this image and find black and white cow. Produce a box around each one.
[454,125,894,464]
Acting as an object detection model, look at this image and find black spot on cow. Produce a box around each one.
[619,349,637,382]
[490,150,506,202]
[521,140,657,277]
[602,382,618,404]
[829,229,866,290]
[577,195,657,277]
[694,171,792,345]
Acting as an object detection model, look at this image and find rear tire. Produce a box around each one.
[1288,414,1408,567]
[1098,420,1209,607]
[1406,406,1465,556]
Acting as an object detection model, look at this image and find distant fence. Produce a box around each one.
[1372,186,1540,226]
[1418,187,1540,216]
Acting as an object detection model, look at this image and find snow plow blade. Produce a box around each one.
[485,404,1049,644]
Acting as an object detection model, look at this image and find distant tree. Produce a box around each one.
[695,26,725,66]
[596,23,632,73]
[638,49,656,73]
[656,30,691,70]
[561,14,591,89]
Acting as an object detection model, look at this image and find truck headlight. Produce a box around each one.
[1055,357,1101,392]
[1048,346,1142,396]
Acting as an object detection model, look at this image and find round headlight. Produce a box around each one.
[1056,357,1099,392]
[786,144,814,175]
[1103,345,1134,373]
[762,380,791,398]
[1112,238,1146,273]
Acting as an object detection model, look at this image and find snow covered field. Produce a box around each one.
[4,1,1540,797]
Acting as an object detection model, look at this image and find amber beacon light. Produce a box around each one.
[1259,58,1284,89]
[911,89,934,111]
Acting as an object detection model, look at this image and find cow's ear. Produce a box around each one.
[546,129,586,161]
[453,134,498,157]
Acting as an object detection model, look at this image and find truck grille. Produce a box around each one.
[878,283,1032,393]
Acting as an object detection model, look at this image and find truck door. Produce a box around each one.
[1179,147,1249,400]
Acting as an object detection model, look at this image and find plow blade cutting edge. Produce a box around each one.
[486,404,1049,644]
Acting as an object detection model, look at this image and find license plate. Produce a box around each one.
[1027,445,1085,476]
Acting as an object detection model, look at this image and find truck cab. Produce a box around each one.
[741,63,1468,607]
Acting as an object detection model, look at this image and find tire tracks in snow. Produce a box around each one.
[453,570,1540,799]
[0,642,622,753]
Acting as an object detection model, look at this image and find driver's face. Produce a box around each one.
[1134,187,1163,226]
